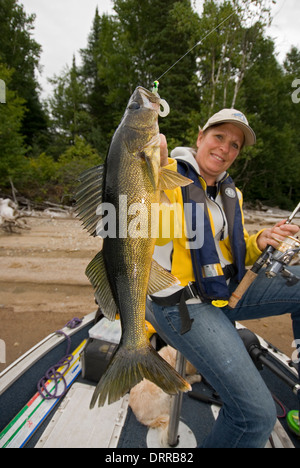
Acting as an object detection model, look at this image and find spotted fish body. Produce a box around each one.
[76,87,192,408]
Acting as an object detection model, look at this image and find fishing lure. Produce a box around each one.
[151,80,170,118]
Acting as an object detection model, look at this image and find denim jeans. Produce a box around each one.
[147,266,300,448]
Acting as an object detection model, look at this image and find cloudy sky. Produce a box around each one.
[21,0,300,99]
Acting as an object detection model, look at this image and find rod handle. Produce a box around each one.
[228,270,258,309]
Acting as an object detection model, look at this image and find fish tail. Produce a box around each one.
[90,344,191,408]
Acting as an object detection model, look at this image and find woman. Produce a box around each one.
[147,108,300,448]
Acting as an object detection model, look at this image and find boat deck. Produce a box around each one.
[0,312,299,449]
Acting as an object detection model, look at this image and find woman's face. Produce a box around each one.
[195,123,244,185]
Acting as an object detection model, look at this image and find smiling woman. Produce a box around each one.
[195,124,244,185]
[147,106,300,448]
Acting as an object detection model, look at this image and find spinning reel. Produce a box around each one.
[261,201,300,286]
[228,202,300,308]
[264,235,300,286]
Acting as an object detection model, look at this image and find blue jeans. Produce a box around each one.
[147,266,300,448]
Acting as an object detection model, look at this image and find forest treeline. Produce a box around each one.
[0,0,300,208]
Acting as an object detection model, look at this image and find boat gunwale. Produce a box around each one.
[0,311,96,396]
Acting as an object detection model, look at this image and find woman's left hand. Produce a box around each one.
[160,134,169,167]
[257,219,300,251]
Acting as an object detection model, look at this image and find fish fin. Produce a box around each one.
[159,168,193,191]
[85,251,118,322]
[147,260,179,295]
[90,343,191,408]
[75,164,105,237]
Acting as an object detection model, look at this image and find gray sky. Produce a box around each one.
[21,0,300,99]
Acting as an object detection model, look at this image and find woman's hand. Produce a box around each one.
[257,219,299,251]
[160,134,169,167]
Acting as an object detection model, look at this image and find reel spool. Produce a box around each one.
[265,236,300,282]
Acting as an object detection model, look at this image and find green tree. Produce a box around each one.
[0,63,27,184]
[80,1,201,150]
[14,137,102,204]
[48,56,92,155]
[284,47,300,76]
[56,135,102,202]
[282,46,300,205]
[192,0,274,125]
[112,0,200,144]
[3,0,299,209]
[80,10,121,151]
[232,38,300,208]
[0,0,47,149]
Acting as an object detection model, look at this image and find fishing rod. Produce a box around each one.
[155,11,235,83]
[228,201,300,309]
[151,11,235,115]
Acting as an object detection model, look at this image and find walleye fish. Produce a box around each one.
[76,86,193,408]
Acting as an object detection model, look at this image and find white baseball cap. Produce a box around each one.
[202,108,256,147]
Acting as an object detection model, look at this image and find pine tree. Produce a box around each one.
[48,56,92,154]
[80,9,121,151]
[119,0,200,130]
[231,38,300,208]
[0,0,47,149]
[0,63,27,184]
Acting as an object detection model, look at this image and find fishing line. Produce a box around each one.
[155,11,235,83]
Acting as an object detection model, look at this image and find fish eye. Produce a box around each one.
[128,101,140,110]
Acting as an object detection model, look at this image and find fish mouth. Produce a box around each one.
[136,86,161,113]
